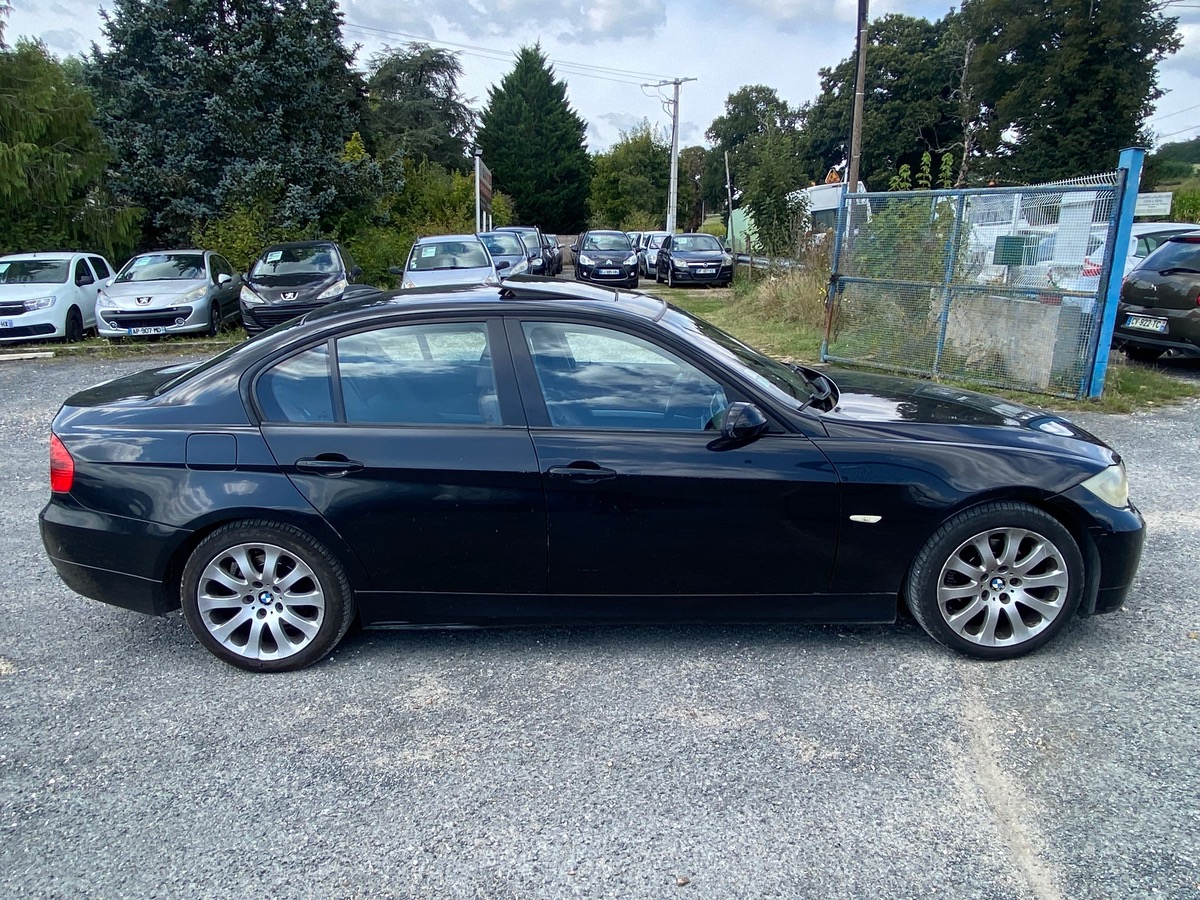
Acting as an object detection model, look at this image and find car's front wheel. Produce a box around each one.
[906,502,1084,659]
[63,306,84,343]
[181,521,356,672]
[206,300,221,337]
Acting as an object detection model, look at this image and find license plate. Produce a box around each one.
[1125,314,1167,333]
[598,268,620,275]
[129,326,166,336]
[0,319,11,329]
[696,268,716,275]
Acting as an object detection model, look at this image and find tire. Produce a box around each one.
[205,300,221,338]
[181,520,356,672]
[63,306,84,343]
[1123,346,1162,363]
[905,502,1084,660]
[654,266,663,284]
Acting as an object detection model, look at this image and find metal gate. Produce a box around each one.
[821,151,1144,399]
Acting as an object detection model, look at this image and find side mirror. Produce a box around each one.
[77,273,95,286]
[720,402,769,443]
[570,243,579,253]
[350,266,363,281]
[217,273,232,285]
[105,278,114,288]
[496,260,510,270]
[388,265,405,276]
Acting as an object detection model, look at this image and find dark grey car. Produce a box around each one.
[1113,231,1200,361]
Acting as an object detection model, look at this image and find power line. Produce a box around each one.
[1155,122,1200,140]
[1149,101,1200,123]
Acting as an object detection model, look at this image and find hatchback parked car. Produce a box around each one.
[541,234,564,275]
[655,233,734,287]
[573,230,638,288]
[638,231,670,277]
[41,278,1143,672]
[0,252,114,344]
[97,250,241,339]
[239,241,364,335]
[495,226,548,275]
[392,234,501,289]
[1112,230,1200,361]
[479,231,531,279]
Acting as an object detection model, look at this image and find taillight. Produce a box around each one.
[50,434,74,493]
[1081,258,1101,277]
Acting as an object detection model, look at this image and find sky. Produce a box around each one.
[10,0,1200,167]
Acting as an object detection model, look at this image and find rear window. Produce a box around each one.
[1138,236,1200,272]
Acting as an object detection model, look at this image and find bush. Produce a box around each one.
[737,241,830,330]
[344,226,414,288]
[699,221,726,239]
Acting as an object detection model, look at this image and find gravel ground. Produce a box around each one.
[1,351,1197,899]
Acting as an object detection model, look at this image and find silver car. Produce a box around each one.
[97,250,241,339]
[393,235,501,289]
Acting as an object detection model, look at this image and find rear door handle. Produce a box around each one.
[548,464,617,484]
[296,455,363,476]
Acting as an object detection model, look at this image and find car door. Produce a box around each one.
[73,258,100,327]
[657,235,671,278]
[254,317,547,618]
[508,317,841,605]
[210,254,239,317]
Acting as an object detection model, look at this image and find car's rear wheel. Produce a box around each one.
[63,306,84,343]
[206,300,221,337]
[1123,345,1162,363]
[906,502,1083,659]
[181,521,355,672]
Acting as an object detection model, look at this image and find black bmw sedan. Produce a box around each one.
[40,279,1144,672]
[239,241,366,335]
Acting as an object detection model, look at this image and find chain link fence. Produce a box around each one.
[821,173,1126,399]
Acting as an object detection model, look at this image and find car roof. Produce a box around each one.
[415,234,483,243]
[260,240,338,252]
[0,251,87,261]
[585,229,627,236]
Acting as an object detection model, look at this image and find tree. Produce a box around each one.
[800,14,965,191]
[476,45,591,233]
[707,85,801,151]
[962,0,1180,183]
[740,127,809,257]
[588,120,669,229]
[0,38,138,256]
[365,43,475,171]
[89,0,368,247]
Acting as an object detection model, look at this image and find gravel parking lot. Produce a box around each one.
[1,350,1198,899]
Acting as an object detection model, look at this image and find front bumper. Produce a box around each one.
[97,302,208,337]
[668,263,734,284]
[242,298,336,335]
[1052,485,1146,616]
[576,264,637,286]
[0,305,65,342]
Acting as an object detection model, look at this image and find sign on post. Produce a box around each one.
[1134,192,1173,217]
[475,154,493,232]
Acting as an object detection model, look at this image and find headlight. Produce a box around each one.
[673,258,688,269]
[624,254,637,266]
[240,285,266,306]
[95,292,116,309]
[402,280,417,289]
[23,296,56,311]
[722,254,734,265]
[316,279,348,301]
[1080,463,1129,508]
[578,254,595,266]
[531,256,543,266]
[179,286,207,304]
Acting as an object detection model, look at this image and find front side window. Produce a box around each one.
[74,259,93,284]
[523,322,728,431]
[89,257,111,279]
[337,322,496,425]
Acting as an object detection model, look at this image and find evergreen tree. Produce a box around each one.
[476,45,590,233]
[366,43,475,171]
[88,0,367,247]
[963,0,1180,183]
[0,37,138,256]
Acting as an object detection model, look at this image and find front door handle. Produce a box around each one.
[296,455,363,477]
[547,463,617,484]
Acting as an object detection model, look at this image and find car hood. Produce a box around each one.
[403,267,496,288]
[0,283,69,299]
[580,251,633,264]
[821,368,1105,446]
[246,272,343,303]
[104,279,205,307]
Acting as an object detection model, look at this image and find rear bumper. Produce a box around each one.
[39,497,186,616]
[1112,303,1200,356]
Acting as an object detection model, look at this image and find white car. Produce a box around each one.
[0,252,114,344]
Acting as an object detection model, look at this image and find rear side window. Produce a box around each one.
[257,344,334,423]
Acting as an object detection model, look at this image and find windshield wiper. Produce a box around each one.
[1155,267,1200,276]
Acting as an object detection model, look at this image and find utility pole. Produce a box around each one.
[724,150,735,247]
[846,0,869,192]
[646,77,697,234]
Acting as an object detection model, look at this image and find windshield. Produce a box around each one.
[116,253,205,283]
[647,233,667,249]
[673,235,722,252]
[583,233,631,252]
[481,233,524,256]
[0,259,70,284]
[662,306,815,407]
[408,240,491,271]
[252,246,339,277]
